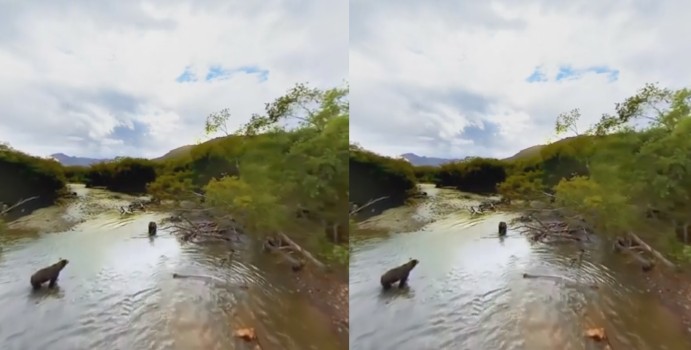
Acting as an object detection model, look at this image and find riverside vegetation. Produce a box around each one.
[350,83,691,346]
[353,83,691,261]
[0,83,349,348]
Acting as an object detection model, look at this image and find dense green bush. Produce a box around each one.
[499,83,691,258]
[0,143,67,214]
[413,165,439,183]
[150,83,350,266]
[63,165,89,183]
[84,157,158,194]
[349,145,417,212]
[434,158,508,194]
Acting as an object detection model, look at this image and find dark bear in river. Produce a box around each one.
[380,259,419,290]
[148,221,157,236]
[498,221,507,236]
[30,259,69,289]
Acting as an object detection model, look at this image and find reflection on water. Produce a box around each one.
[350,185,691,350]
[0,186,341,350]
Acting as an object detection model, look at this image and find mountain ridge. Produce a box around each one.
[49,153,111,166]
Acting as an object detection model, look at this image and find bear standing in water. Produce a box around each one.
[498,221,507,236]
[380,259,419,290]
[148,221,157,236]
[30,259,69,289]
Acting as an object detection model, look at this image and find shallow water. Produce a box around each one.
[0,185,342,350]
[350,184,691,350]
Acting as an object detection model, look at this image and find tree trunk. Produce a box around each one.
[628,232,677,270]
[278,232,326,270]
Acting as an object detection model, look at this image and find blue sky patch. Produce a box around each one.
[205,65,270,82]
[526,65,620,83]
[459,120,501,147]
[526,66,548,83]
[175,66,197,83]
[176,65,270,83]
[205,65,231,81]
[110,120,150,148]
[555,66,579,81]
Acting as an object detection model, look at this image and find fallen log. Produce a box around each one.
[627,232,677,270]
[172,273,225,283]
[263,243,304,271]
[278,232,326,270]
[0,196,39,216]
[614,240,654,271]
[522,273,564,281]
[350,196,389,216]
[543,233,582,242]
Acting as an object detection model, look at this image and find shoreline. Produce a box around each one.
[514,203,691,339]
[356,189,691,342]
[294,266,349,346]
[644,265,691,334]
[165,204,350,347]
[4,187,350,347]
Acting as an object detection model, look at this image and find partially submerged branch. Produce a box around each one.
[350,196,388,216]
[278,232,326,270]
[512,208,591,243]
[0,196,39,216]
[627,232,677,270]
[162,212,238,243]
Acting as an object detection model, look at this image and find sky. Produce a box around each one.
[350,0,691,159]
[0,0,347,159]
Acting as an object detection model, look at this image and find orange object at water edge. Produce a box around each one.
[234,327,257,341]
[584,327,606,341]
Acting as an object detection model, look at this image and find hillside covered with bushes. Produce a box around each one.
[52,83,349,265]
[358,83,691,258]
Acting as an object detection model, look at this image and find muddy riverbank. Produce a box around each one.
[0,184,346,350]
[350,184,691,350]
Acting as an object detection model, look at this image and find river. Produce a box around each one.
[0,184,342,350]
[350,184,691,350]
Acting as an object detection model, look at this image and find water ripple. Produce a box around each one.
[350,186,691,350]
[0,187,342,350]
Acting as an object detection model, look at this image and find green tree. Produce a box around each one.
[203,83,350,253]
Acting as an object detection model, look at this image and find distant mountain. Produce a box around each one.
[49,153,111,166]
[400,153,460,167]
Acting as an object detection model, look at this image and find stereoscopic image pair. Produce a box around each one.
[1,1,690,349]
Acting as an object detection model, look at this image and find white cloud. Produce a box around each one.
[0,0,348,158]
[350,0,691,159]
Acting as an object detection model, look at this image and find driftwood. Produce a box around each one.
[628,232,677,270]
[468,200,502,216]
[523,273,565,281]
[278,232,326,270]
[118,199,151,215]
[350,196,389,216]
[0,196,39,216]
[172,273,225,283]
[514,212,589,243]
[263,239,305,271]
[162,212,237,243]
[614,239,654,271]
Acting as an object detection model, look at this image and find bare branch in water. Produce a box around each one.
[1,196,39,216]
[350,196,389,216]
